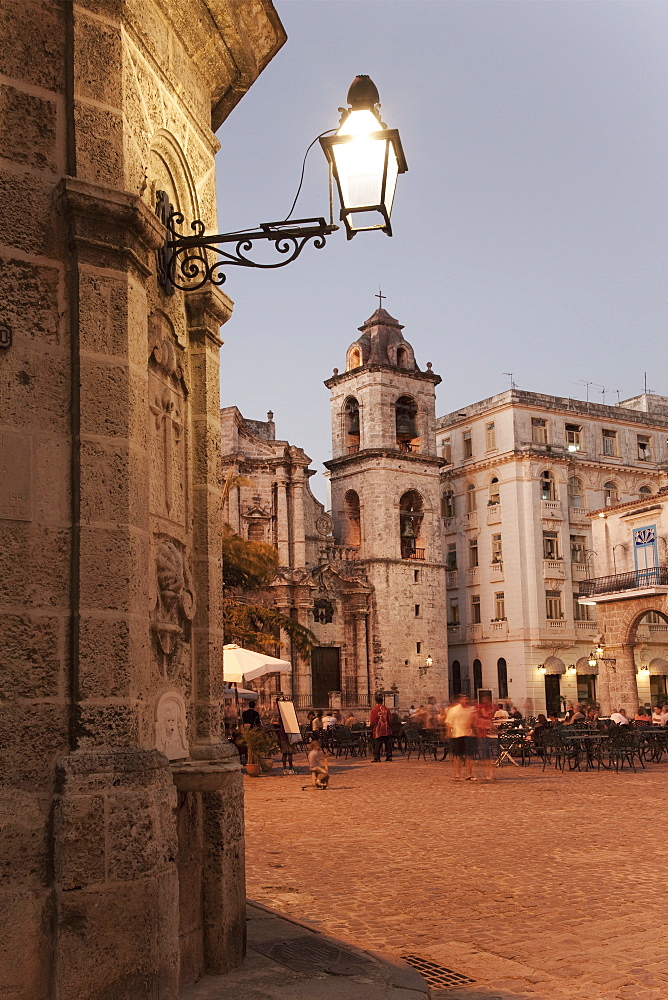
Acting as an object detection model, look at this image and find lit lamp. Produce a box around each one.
[425,655,433,668]
[538,664,547,675]
[638,665,650,677]
[595,644,604,657]
[157,76,407,291]
[567,664,577,675]
[320,75,408,239]
[588,652,598,669]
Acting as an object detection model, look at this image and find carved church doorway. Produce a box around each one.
[311,647,341,707]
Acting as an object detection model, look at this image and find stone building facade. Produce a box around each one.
[436,390,668,715]
[0,2,284,998]
[581,486,668,714]
[222,308,449,710]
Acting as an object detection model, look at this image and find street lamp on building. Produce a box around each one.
[157,76,407,292]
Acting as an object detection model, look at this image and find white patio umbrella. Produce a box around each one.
[222,643,291,684]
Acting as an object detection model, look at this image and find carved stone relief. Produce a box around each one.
[149,311,188,523]
[154,690,189,760]
[151,538,196,661]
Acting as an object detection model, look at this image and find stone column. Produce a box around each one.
[356,612,369,704]
[275,474,290,566]
[185,287,234,754]
[604,643,639,716]
[291,474,306,568]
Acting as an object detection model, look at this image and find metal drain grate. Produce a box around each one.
[253,936,369,977]
[401,954,476,990]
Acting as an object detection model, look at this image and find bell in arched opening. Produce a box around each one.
[395,395,418,446]
[401,517,416,538]
[348,408,360,436]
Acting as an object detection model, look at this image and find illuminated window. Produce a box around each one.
[565,423,581,452]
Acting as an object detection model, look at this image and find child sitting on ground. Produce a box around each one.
[304,738,329,789]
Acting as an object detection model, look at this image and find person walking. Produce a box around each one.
[445,693,476,780]
[473,695,496,781]
[370,693,393,762]
[304,738,329,789]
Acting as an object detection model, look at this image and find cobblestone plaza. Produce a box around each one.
[245,755,668,1000]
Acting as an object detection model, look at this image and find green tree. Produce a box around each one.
[222,525,315,657]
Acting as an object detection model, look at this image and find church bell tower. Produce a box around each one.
[324,306,448,706]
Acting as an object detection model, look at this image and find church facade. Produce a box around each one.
[221,308,449,710]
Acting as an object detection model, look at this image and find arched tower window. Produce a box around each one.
[540,470,557,501]
[400,490,424,560]
[396,346,407,368]
[344,397,360,453]
[348,347,361,370]
[343,490,361,547]
[489,477,500,505]
[604,481,619,506]
[395,395,419,453]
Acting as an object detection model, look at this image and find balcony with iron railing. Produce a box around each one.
[579,566,668,598]
[401,544,425,561]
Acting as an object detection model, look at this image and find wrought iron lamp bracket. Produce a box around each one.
[155,192,337,294]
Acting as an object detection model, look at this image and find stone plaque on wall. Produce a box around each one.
[154,691,189,760]
[0,430,32,520]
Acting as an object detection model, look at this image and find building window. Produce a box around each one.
[473,659,483,692]
[489,477,500,505]
[400,490,423,558]
[485,422,496,450]
[448,599,459,625]
[491,533,503,563]
[570,534,587,563]
[602,428,617,456]
[568,476,583,508]
[446,543,457,571]
[637,435,652,462]
[441,489,455,518]
[469,538,478,568]
[471,594,481,624]
[248,521,265,542]
[565,423,581,452]
[414,569,421,583]
[463,429,473,459]
[532,417,548,444]
[494,592,505,620]
[540,470,557,501]
[452,660,462,697]
[414,604,420,617]
[416,641,422,654]
[441,437,452,464]
[543,531,560,559]
[466,483,476,512]
[639,485,653,496]
[497,657,508,699]
[604,481,619,506]
[546,590,563,620]
[573,589,593,621]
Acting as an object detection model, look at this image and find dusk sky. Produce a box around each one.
[215,0,668,503]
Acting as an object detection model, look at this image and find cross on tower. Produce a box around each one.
[375,288,386,309]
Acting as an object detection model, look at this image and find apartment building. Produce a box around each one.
[436,390,668,714]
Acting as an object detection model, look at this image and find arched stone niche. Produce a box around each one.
[154,690,189,761]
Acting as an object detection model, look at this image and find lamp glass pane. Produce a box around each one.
[332,135,387,212]
[383,144,399,215]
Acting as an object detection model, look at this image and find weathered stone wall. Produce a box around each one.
[0,1,284,997]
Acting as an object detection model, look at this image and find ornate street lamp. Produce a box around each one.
[156,75,407,292]
[588,652,598,669]
[320,75,407,239]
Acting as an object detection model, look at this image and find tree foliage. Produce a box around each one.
[222,526,278,589]
[222,525,315,658]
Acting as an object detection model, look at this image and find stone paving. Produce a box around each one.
[244,753,668,1000]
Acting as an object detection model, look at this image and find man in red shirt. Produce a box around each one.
[370,693,393,762]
